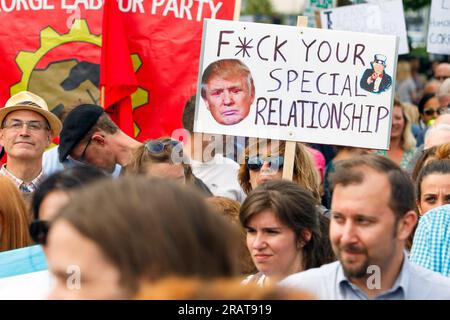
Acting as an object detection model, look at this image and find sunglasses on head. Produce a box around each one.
[246,155,284,171]
[145,139,181,153]
[29,219,50,246]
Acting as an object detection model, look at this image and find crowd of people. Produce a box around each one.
[0,59,449,300]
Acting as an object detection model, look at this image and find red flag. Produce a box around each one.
[0,2,238,142]
[99,0,138,137]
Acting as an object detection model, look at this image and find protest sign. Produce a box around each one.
[427,0,450,55]
[0,270,51,300]
[303,0,335,28]
[0,245,50,299]
[319,0,409,55]
[0,0,239,141]
[194,19,398,150]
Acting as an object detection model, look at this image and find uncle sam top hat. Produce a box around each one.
[373,54,387,66]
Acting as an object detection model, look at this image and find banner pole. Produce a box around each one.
[233,0,242,21]
[282,16,308,181]
[100,86,105,108]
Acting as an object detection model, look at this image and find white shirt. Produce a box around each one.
[190,154,246,202]
[43,145,122,177]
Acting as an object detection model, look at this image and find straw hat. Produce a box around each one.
[0,91,62,137]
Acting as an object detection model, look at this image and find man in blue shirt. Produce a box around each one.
[281,154,450,299]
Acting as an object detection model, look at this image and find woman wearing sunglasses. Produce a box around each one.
[238,140,321,202]
[412,93,443,146]
[0,176,32,252]
[29,165,107,246]
[240,180,335,286]
[125,138,212,196]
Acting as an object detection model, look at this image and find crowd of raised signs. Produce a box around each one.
[0,59,449,300]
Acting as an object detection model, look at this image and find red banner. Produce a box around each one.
[0,0,238,141]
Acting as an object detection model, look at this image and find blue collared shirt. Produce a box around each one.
[280,252,450,300]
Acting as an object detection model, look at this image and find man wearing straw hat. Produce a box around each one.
[0,91,61,193]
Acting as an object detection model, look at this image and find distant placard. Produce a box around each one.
[320,0,409,55]
[0,245,50,299]
[428,0,450,55]
[194,19,398,150]
[304,0,335,27]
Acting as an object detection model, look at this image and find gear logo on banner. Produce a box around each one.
[10,19,148,137]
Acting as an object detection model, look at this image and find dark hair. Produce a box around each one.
[412,146,438,182]
[182,95,196,133]
[330,154,415,219]
[53,177,241,295]
[207,196,256,275]
[240,180,335,271]
[418,93,437,115]
[80,113,118,144]
[416,159,450,200]
[413,144,450,182]
[32,165,108,220]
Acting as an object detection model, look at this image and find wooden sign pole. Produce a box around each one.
[233,0,242,21]
[282,16,308,181]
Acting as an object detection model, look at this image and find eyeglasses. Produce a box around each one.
[246,155,284,171]
[1,119,49,131]
[145,139,181,153]
[424,108,448,116]
[68,138,92,165]
[79,138,92,162]
[29,219,50,246]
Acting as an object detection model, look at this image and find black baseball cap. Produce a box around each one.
[58,104,104,162]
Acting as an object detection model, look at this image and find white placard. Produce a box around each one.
[427,0,450,55]
[0,270,51,300]
[319,0,409,55]
[303,0,335,27]
[194,19,398,150]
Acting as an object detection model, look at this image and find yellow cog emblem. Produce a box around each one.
[11,19,148,138]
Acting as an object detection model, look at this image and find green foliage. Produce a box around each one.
[410,46,428,58]
[403,0,431,11]
[337,0,431,10]
[243,0,273,16]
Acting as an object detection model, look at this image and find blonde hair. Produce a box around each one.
[136,276,315,300]
[396,61,412,82]
[435,143,450,160]
[238,140,320,201]
[394,99,416,151]
[0,176,32,251]
[125,137,194,183]
[402,102,420,125]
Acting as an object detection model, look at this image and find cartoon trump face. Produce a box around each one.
[201,59,255,126]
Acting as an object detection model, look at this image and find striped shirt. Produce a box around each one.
[0,164,45,193]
